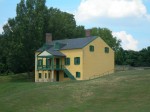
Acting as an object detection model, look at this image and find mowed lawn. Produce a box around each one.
[0,70,150,112]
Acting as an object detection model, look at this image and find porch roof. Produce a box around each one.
[38,50,66,57]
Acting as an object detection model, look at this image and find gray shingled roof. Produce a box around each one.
[46,46,66,56]
[37,36,97,56]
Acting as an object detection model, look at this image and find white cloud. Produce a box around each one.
[112,31,138,50]
[75,0,149,22]
[0,25,3,34]
[0,21,7,34]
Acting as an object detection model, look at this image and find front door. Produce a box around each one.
[56,71,59,81]
[56,58,60,69]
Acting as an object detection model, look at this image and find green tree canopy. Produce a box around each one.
[0,0,85,74]
[115,46,150,67]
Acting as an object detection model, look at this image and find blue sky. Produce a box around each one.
[0,0,150,51]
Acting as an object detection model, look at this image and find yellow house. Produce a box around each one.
[35,32,114,82]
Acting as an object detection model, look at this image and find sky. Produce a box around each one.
[0,0,150,51]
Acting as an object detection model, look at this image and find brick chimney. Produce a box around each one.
[46,33,52,44]
[85,29,91,37]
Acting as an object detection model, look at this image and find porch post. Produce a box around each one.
[51,57,54,82]
[42,70,44,82]
[61,57,63,69]
[42,57,43,69]
[36,56,38,71]
[35,55,38,82]
[51,70,54,82]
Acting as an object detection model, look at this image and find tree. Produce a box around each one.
[115,47,125,65]
[46,8,85,40]
[124,50,139,66]
[138,47,150,66]
[120,47,150,67]
[0,0,85,74]
[0,35,7,74]
[1,0,48,74]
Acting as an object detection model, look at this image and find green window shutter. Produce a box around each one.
[68,58,70,65]
[78,57,80,64]
[38,60,40,65]
[76,72,80,78]
[65,58,70,65]
[65,58,66,65]
[89,45,94,52]
[74,57,80,65]
[38,59,43,66]
[92,46,94,51]
[46,59,48,65]
[105,47,109,53]
[74,58,76,65]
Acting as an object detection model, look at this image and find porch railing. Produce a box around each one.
[37,65,65,70]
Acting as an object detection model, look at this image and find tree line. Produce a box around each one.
[116,47,150,67]
[0,0,149,74]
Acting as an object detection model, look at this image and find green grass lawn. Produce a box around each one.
[0,70,150,112]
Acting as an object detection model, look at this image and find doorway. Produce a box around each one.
[56,58,60,69]
[56,71,59,81]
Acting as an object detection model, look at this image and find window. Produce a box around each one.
[76,72,80,78]
[65,58,70,65]
[64,72,68,78]
[89,45,94,52]
[74,57,80,65]
[46,58,51,66]
[45,73,47,78]
[105,47,109,53]
[39,73,42,78]
[38,59,43,66]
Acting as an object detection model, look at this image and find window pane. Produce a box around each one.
[76,72,80,78]
[78,57,80,64]
[74,57,80,65]
[74,58,77,64]
[90,45,94,52]
[105,47,109,53]
[65,58,70,65]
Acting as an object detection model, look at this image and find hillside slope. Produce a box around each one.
[0,70,150,112]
